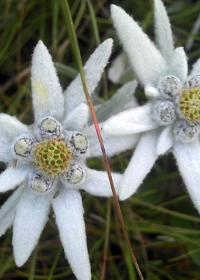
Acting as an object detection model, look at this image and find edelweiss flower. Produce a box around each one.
[103,0,200,212]
[0,39,127,280]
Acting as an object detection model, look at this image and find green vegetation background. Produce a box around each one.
[1,0,200,279]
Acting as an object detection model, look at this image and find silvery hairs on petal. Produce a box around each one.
[108,52,134,84]
[31,41,64,122]
[111,4,167,85]
[63,39,113,116]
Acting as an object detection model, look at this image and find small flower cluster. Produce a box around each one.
[1,0,200,279]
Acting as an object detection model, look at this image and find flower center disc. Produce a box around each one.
[179,87,200,122]
[33,138,73,178]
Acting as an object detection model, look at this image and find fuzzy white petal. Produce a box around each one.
[80,168,121,196]
[0,114,30,140]
[0,183,25,238]
[154,0,174,62]
[145,86,160,99]
[0,137,13,162]
[103,103,158,135]
[94,81,138,123]
[190,57,200,76]
[173,140,200,213]
[84,125,139,157]
[108,52,130,84]
[12,187,52,267]
[0,164,30,193]
[63,103,89,131]
[156,125,173,155]
[64,39,113,115]
[52,188,91,280]
[168,47,188,83]
[111,5,167,85]
[119,130,159,200]
[31,41,64,122]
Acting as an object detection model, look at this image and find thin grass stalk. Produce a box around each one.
[28,248,38,280]
[86,0,100,45]
[132,197,200,222]
[47,246,63,280]
[52,0,59,49]
[61,1,144,279]
[101,198,111,280]
[86,0,108,99]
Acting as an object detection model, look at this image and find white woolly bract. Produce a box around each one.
[52,188,91,280]
[103,102,159,135]
[168,47,188,83]
[80,168,121,196]
[94,81,138,123]
[108,52,130,83]
[64,39,113,115]
[191,57,200,76]
[0,114,30,140]
[145,86,160,99]
[0,184,25,237]
[111,5,167,86]
[63,103,89,131]
[154,0,174,62]
[84,125,139,158]
[173,140,200,213]
[31,41,64,122]
[155,125,173,155]
[119,130,159,200]
[0,137,13,162]
[12,188,52,267]
[0,165,30,193]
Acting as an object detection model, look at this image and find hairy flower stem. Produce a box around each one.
[62,1,144,279]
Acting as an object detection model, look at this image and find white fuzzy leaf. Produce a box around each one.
[173,140,200,213]
[12,187,52,267]
[103,103,158,135]
[84,125,139,157]
[145,86,160,99]
[154,0,174,62]
[111,5,167,85]
[0,114,30,140]
[0,183,25,237]
[94,81,138,123]
[108,52,128,83]
[0,164,30,193]
[80,168,121,196]
[63,103,89,131]
[168,47,188,83]
[119,130,159,200]
[64,39,113,115]
[31,41,64,122]
[190,57,200,76]
[52,187,91,280]
[156,125,173,155]
[0,137,13,162]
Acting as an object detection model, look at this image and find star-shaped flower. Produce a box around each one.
[103,0,200,213]
[0,39,131,280]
